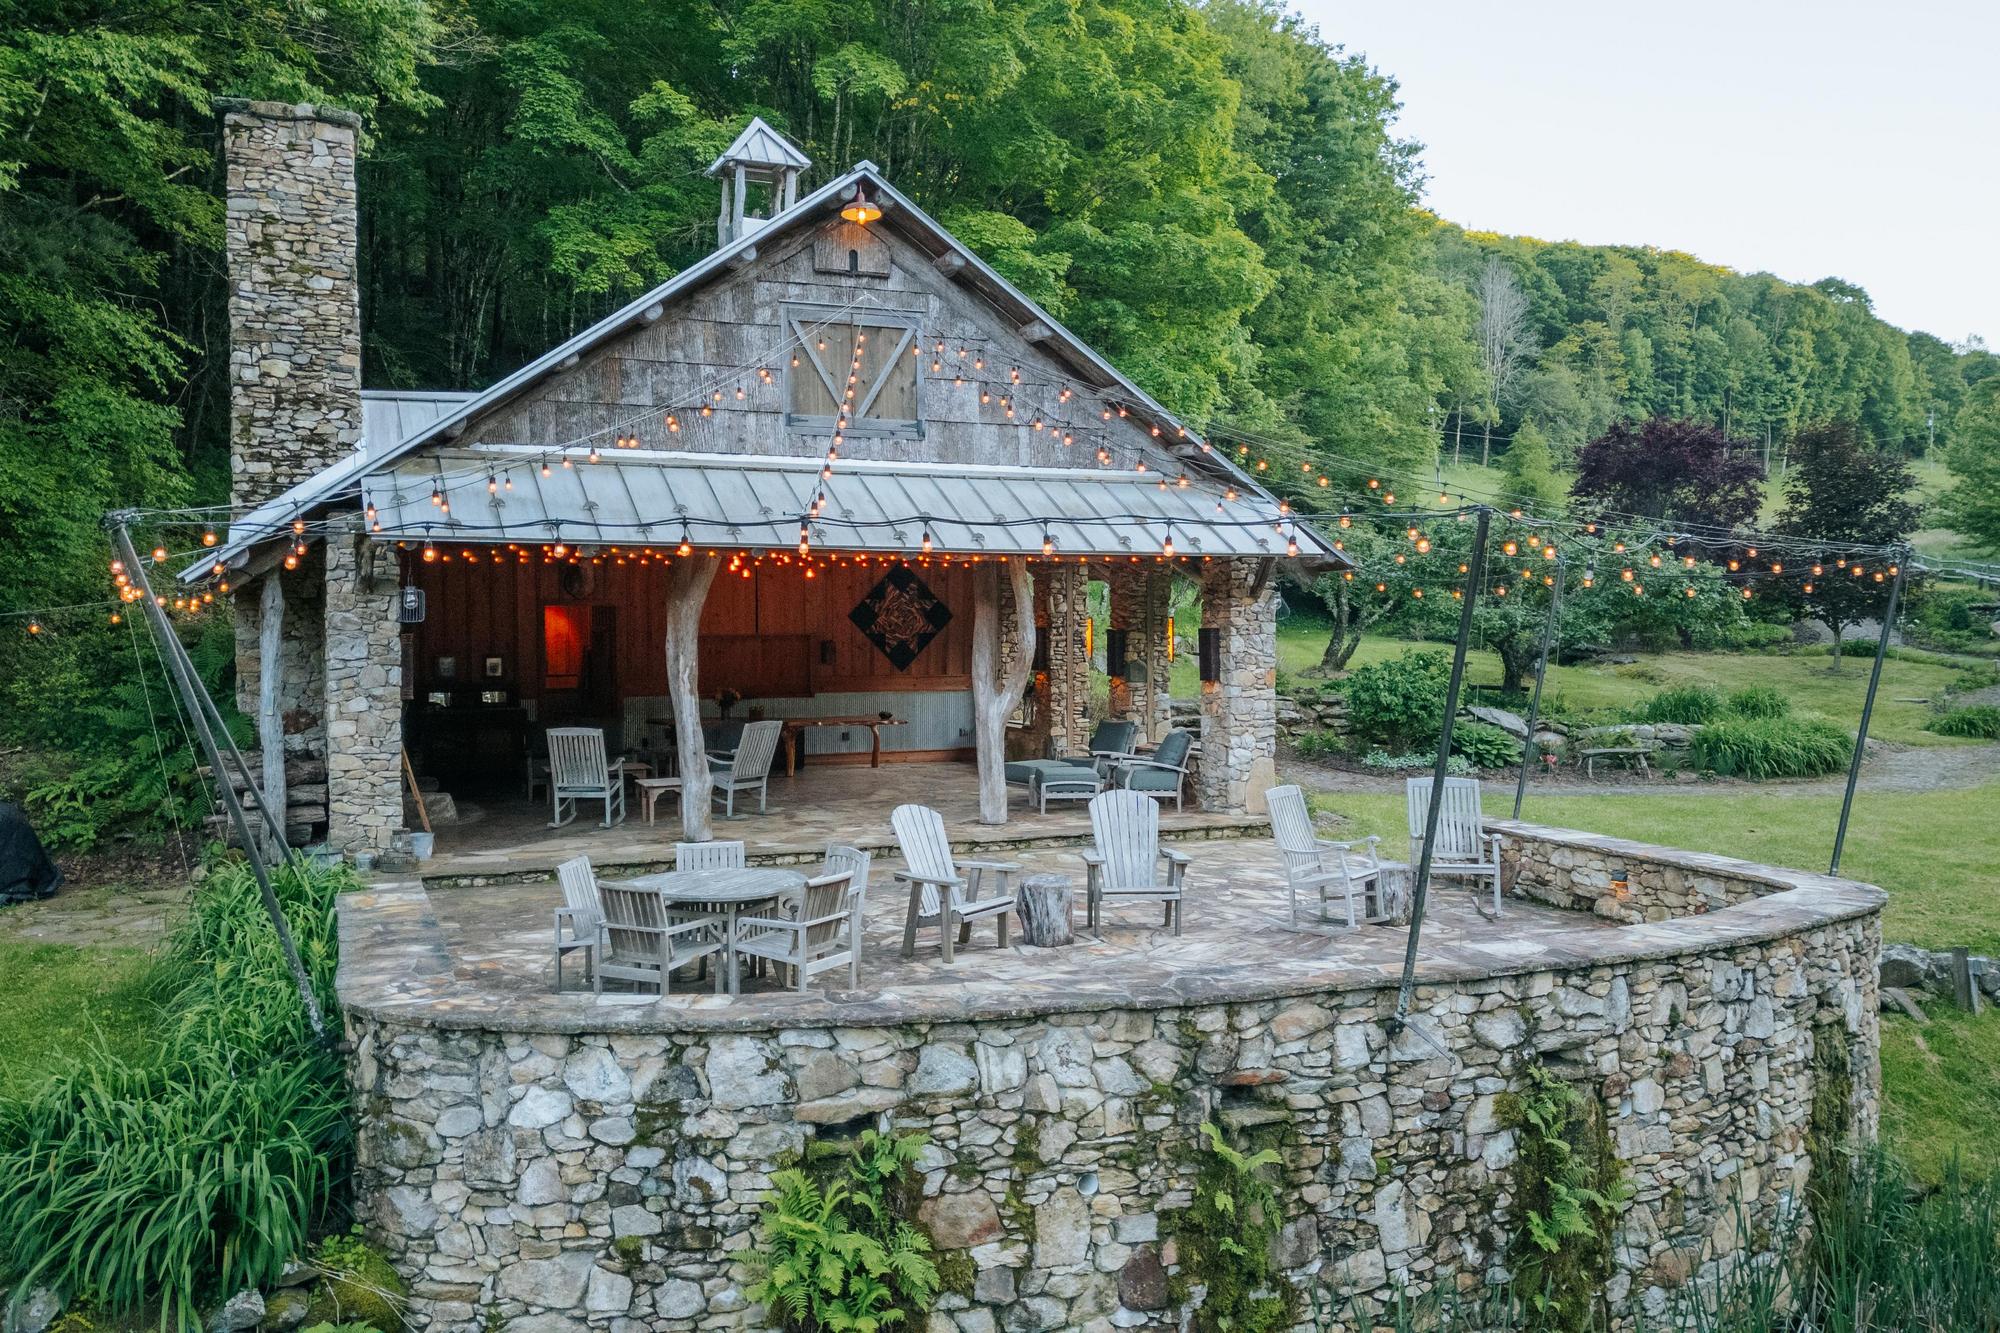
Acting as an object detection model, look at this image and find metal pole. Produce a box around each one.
[1393,507,1492,1028]
[108,517,328,1041]
[1511,558,1563,820]
[153,582,296,858]
[1829,553,1904,876]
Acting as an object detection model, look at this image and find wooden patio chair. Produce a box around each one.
[820,844,873,912]
[551,856,603,990]
[1081,789,1190,936]
[592,883,728,996]
[675,840,747,871]
[1267,785,1397,930]
[546,727,626,828]
[1107,729,1194,812]
[1405,775,1504,917]
[708,718,783,816]
[890,804,1018,963]
[732,868,863,992]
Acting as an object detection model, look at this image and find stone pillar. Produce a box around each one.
[1136,568,1174,742]
[1196,560,1278,813]
[323,521,403,856]
[220,99,364,509]
[1041,563,1091,757]
[1104,566,1139,723]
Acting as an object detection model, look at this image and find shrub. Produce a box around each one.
[1451,721,1522,769]
[1702,620,1795,652]
[1361,750,1475,777]
[1688,716,1852,780]
[1930,705,2000,739]
[1290,729,1346,758]
[1342,649,1450,750]
[0,859,354,1330]
[1640,684,1724,724]
[1723,686,1790,719]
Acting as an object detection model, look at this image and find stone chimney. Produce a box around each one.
[220,100,364,508]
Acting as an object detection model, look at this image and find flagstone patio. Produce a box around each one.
[418,760,1266,884]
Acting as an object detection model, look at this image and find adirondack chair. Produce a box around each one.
[708,719,783,816]
[1062,719,1139,774]
[551,856,603,990]
[1405,775,1504,916]
[592,883,728,996]
[546,727,626,828]
[1267,785,1397,930]
[732,868,863,992]
[1081,789,1190,935]
[1108,729,1194,812]
[890,804,1018,963]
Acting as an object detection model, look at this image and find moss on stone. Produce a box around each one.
[1806,1020,1855,1219]
[1498,1063,1629,1333]
[1164,1121,1299,1333]
[307,1237,408,1333]
[613,1235,646,1265]
[1000,1186,1037,1242]
[935,1249,977,1298]
[1010,1118,1043,1172]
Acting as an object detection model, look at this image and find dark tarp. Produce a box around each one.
[0,802,62,905]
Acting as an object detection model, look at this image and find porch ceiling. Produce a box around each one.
[360,446,1346,562]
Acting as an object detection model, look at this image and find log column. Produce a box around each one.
[257,573,289,852]
[663,558,720,840]
[323,519,403,855]
[1195,559,1278,814]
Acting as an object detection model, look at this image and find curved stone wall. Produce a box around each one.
[340,825,1883,1332]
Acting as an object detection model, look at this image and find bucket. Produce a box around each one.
[403,831,436,861]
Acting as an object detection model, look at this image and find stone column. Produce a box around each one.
[1041,563,1092,757]
[1196,560,1278,813]
[323,521,403,856]
[1104,566,1139,723]
[1137,568,1174,742]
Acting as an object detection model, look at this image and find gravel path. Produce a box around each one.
[1283,740,2000,801]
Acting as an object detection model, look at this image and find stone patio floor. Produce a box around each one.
[420,761,1265,882]
[415,840,1611,1023]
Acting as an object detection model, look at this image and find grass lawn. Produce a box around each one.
[1881,1007,2000,1180]
[0,938,158,1097]
[1267,625,1992,748]
[1307,782,2000,955]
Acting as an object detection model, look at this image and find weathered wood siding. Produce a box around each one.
[462,218,1188,475]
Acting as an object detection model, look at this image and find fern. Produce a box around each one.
[747,1131,940,1332]
[1501,1063,1632,1331]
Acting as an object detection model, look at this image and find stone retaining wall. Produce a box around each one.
[342,830,1883,1333]
[1494,821,1780,924]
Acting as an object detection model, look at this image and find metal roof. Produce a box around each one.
[362,447,1343,562]
[706,116,812,174]
[361,390,476,455]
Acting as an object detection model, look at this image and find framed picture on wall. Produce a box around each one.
[484,656,504,678]
[436,656,457,680]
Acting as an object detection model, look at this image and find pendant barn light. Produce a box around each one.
[840,184,882,224]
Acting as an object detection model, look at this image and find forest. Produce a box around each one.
[3,0,1998,840]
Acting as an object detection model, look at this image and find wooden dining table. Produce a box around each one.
[619,866,806,996]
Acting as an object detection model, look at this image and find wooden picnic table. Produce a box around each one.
[778,716,907,774]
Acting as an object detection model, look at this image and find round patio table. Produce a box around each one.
[621,867,806,996]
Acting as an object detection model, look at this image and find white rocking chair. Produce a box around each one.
[1081,789,1190,935]
[708,719,783,817]
[890,804,1018,963]
[1267,785,1400,930]
[545,727,626,828]
[732,868,863,992]
[1405,775,1504,917]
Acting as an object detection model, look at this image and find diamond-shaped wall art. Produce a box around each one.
[849,567,953,670]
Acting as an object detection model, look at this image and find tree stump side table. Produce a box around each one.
[1016,874,1076,947]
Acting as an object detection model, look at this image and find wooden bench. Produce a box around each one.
[1578,745,1652,779]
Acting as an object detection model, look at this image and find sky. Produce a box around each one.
[1294,0,1999,348]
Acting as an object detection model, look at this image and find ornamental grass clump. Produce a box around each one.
[0,858,354,1330]
[1688,715,1852,780]
[1638,683,1723,725]
[1929,704,2000,739]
